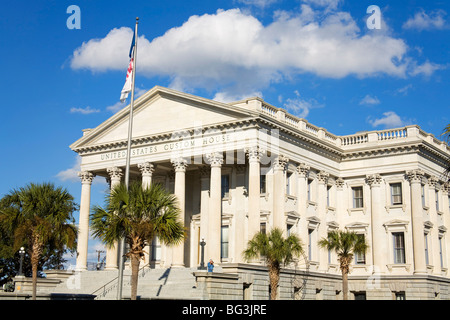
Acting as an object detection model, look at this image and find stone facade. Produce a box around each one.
[70,86,450,299]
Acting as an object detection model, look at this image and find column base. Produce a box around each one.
[413,270,428,275]
[75,266,87,272]
[171,263,185,268]
[104,266,118,271]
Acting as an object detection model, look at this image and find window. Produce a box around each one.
[436,190,440,211]
[221,226,229,259]
[221,175,230,198]
[355,234,366,264]
[308,229,314,260]
[260,174,266,193]
[390,183,402,205]
[354,292,366,300]
[352,187,364,208]
[439,235,444,268]
[393,232,406,264]
[395,292,406,300]
[260,222,266,235]
[327,185,331,207]
[424,233,429,265]
[286,172,293,196]
[287,224,293,236]
[421,185,426,207]
[307,179,313,201]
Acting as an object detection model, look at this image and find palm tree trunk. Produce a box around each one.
[31,234,42,300]
[130,253,140,300]
[268,262,280,300]
[339,256,351,300]
[342,269,348,300]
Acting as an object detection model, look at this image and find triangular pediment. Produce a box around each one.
[70,86,257,151]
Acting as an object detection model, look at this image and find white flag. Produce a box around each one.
[120,32,136,103]
[120,58,133,102]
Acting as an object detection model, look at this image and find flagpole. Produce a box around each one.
[117,16,139,300]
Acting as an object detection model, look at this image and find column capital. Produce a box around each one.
[335,177,345,189]
[296,163,310,177]
[427,175,439,189]
[107,167,123,180]
[366,173,382,187]
[171,157,188,172]
[442,182,449,195]
[273,155,289,171]
[78,171,95,184]
[245,146,265,163]
[138,162,155,176]
[206,152,223,167]
[317,171,329,184]
[406,169,425,184]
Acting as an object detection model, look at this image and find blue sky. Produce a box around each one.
[1,0,449,266]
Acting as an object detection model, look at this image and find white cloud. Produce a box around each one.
[105,87,148,113]
[283,90,322,118]
[236,0,279,8]
[395,84,413,96]
[70,8,434,99]
[403,9,447,31]
[106,101,125,113]
[213,90,263,103]
[56,156,81,182]
[409,60,447,77]
[301,0,342,11]
[70,106,100,114]
[359,94,380,106]
[368,111,412,129]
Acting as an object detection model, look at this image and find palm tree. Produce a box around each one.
[0,182,78,300]
[90,181,185,300]
[318,230,368,300]
[243,228,303,300]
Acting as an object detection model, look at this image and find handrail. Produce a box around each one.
[91,264,150,299]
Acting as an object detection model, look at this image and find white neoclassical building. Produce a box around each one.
[71,86,450,299]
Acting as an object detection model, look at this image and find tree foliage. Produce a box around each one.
[0,182,78,298]
[90,181,185,300]
[318,230,368,300]
[243,228,303,300]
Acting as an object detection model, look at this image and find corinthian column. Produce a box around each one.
[76,171,95,271]
[427,176,440,273]
[366,173,385,273]
[407,169,427,274]
[105,167,123,270]
[207,152,223,264]
[246,147,264,239]
[171,157,188,267]
[317,171,329,272]
[442,183,450,270]
[273,155,288,233]
[138,162,155,266]
[138,162,155,189]
[296,163,310,255]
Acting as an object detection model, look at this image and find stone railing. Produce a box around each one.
[252,101,450,154]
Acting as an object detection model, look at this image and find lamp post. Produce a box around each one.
[18,247,25,276]
[199,238,206,270]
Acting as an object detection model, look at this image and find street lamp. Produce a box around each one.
[18,247,25,276]
[199,238,206,270]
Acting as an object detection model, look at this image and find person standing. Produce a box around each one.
[207,259,214,272]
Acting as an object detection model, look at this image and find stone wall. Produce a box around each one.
[194,263,450,300]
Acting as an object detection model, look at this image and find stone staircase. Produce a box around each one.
[46,267,210,300]
[119,267,206,300]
